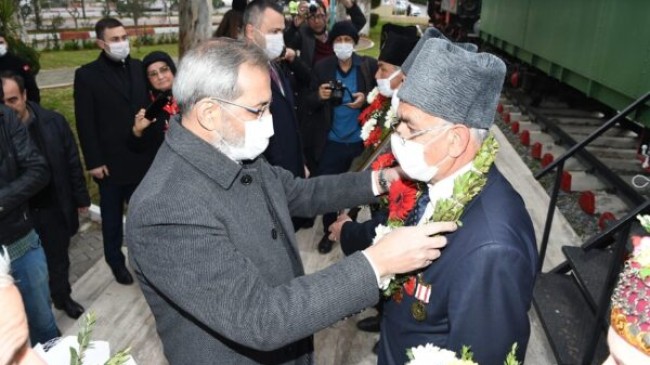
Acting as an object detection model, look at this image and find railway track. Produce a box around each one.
[495,87,648,239]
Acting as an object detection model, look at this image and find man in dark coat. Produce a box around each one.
[242,0,316,230]
[74,18,149,285]
[377,39,538,364]
[303,21,377,253]
[2,72,91,319]
[0,103,58,345]
[0,34,40,103]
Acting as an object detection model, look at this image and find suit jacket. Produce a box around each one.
[27,101,90,235]
[73,53,150,185]
[126,118,381,365]
[377,167,538,365]
[263,62,305,178]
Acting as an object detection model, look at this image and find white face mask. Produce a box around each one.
[390,128,448,182]
[104,40,130,61]
[0,44,7,57]
[333,42,354,61]
[263,33,285,60]
[376,69,401,97]
[224,113,275,161]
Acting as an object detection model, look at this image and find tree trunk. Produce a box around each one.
[178,0,212,58]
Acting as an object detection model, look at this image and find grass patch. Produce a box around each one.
[41,86,99,203]
[39,43,179,70]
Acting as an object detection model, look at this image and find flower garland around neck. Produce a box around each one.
[359,87,397,149]
[371,134,500,299]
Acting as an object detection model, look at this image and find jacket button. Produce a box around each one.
[240,174,253,185]
[272,228,278,240]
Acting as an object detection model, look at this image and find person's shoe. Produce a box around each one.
[111,265,134,285]
[357,315,381,332]
[372,340,379,355]
[317,235,335,254]
[53,297,85,319]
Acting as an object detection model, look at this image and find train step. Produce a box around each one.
[533,273,608,365]
[561,246,616,310]
[551,117,606,127]
[529,107,604,119]
[520,130,555,147]
[511,120,541,134]
[561,125,637,138]
[600,156,645,174]
[586,146,639,160]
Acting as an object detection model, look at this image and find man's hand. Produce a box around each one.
[364,222,457,277]
[283,48,297,63]
[88,165,109,179]
[340,0,354,8]
[318,83,332,101]
[346,92,365,109]
[328,213,352,242]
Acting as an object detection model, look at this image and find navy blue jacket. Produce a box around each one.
[263,62,305,178]
[377,167,538,365]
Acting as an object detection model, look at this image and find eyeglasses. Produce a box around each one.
[390,119,449,145]
[147,65,172,78]
[308,14,327,20]
[209,97,272,121]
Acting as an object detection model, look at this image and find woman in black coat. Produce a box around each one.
[127,51,179,153]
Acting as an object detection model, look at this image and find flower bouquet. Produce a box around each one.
[405,343,520,365]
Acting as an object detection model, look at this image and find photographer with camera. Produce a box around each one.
[304,21,377,254]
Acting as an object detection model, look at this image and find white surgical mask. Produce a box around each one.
[225,113,275,161]
[333,42,354,61]
[0,44,7,57]
[376,69,401,97]
[104,40,130,62]
[263,33,285,60]
[390,129,448,182]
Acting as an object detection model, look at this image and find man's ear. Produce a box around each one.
[244,24,256,42]
[96,39,105,51]
[196,99,221,132]
[447,125,471,158]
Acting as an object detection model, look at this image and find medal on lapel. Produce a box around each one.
[410,274,431,322]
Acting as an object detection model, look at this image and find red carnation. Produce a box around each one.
[363,127,382,148]
[404,276,417,296]
[388,179,418,221]
[371,153,396,171]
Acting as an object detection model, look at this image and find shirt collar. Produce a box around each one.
[427,162,474,207]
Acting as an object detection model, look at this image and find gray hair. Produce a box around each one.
[173,38,269,116]
[0,247,13,288]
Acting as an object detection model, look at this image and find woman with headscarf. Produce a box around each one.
[128,51,179,153]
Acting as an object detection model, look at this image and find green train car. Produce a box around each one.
[479,0,650,125]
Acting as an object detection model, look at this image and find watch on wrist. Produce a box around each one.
[379,169,389,193]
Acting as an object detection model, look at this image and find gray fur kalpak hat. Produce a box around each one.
[397,38,506,130]
[401,27,478,75]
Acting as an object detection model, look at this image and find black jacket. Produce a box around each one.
[28,101,90,235]
[74,53,150,185]
[303,53,377,161]
[0,52,40,103]
[339,210,387,256]
[0,105,49,245]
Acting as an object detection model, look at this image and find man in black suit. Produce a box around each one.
[74,18,149,285]
[242,0,315,230]
[2,72,90,319]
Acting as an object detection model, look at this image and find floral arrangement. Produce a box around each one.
[359,87,397,148]
[405,343,520,365]
[370,135,500,298]
[71,312,132,365]
[609,214,650,355]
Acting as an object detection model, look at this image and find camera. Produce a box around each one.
[328,80,345,106]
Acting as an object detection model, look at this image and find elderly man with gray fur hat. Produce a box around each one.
[376,38,538,364]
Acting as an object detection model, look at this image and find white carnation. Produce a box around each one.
[360,118,378,141]
[385,105,397,129]
[406,344,459,365]
[367,87,379,104]
[371,224,394,290]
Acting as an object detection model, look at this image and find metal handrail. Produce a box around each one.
[536,91,650,267]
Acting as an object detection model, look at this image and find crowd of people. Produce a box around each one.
[0,1,646,364]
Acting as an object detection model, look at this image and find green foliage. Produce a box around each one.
[115,0,154,27]
[72,312,132,365]
[212,0,224,8]
[7,37,41,75]
[504,343,521,365]
[0,0,19,36]
[460,346,474,361]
